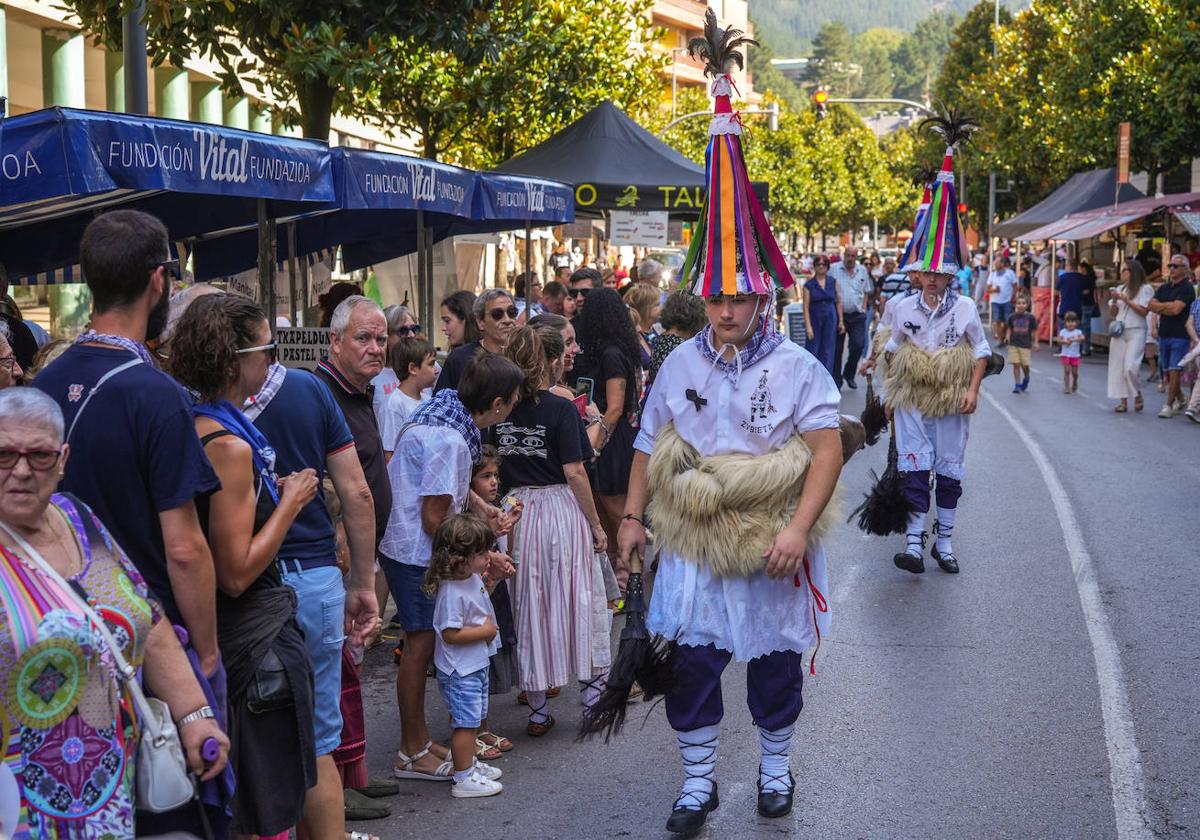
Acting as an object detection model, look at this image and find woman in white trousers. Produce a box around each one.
[1106,259,1154,412]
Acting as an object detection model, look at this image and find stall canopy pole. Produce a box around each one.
[1049,244,1057,347]
[524,220,532,290]
[298,250,310,328]
[416,210,428,338]
[424,226,435,335]
[286,223,299,329]
[257,198,278,337]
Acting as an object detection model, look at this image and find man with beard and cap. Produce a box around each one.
[860,110,991,576]
[33,209,230,830]
[611,11,844,833]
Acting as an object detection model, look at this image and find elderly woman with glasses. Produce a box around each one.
[802,255,844,377]
[0,388,229,838]
[0,320,23,389]
[168,293,322,837]
[372,304,427,427]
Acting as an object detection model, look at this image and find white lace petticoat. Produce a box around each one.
[646,541,831,663]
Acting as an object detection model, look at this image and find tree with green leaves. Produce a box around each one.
[60,0,495,139]
[892,11,957,103]
[376,0,664,166]
[854,28,906,100]
[804,21,858,96]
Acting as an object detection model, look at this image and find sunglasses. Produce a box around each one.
[155,258,182,281]
[0,449,61,471]
[396,324,423,336]
[237,341,278,362]
[488,306,519,321]
[567,287,592,299]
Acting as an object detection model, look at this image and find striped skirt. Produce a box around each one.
[510,484,612,692]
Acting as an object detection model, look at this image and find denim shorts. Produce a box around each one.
[279,561,345,755]
[436,666,490,729]
[381,558,435,631]
[1159,336,1192,372]
[991,301,1013,324]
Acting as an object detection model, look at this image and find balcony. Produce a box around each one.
[652,0,708,31]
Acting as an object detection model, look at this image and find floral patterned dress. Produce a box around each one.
[0,493,160,839]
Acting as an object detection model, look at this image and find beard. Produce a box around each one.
[146,284,171,342]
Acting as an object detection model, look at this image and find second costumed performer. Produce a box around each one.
[616,10,844,834]
[862,109,991,575]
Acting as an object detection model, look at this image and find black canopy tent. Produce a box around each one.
[495,100,768,218]
[993,167,1144,239]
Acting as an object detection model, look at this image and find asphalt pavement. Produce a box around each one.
[357,348,1199,839]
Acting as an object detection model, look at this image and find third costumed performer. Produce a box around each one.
[862,108,991,575]
[616,9,844,834]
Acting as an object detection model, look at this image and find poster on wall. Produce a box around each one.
[276,327,331,369]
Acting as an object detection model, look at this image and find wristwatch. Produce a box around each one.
[176,705,217,728]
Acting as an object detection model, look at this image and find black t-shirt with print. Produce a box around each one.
[492,391,584,489]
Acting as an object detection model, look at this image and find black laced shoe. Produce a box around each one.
[931,544,959,574]
[666,783,719,835]
[757,769,795,818]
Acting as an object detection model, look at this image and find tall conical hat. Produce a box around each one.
[677,9,794,297]
[898,162,938,270]
[899,107,978,276]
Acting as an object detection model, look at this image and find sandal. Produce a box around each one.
[475,737,503,761]
[1135,394,1144,412]
[526,714,556,737]
[393,741,453,781]
[1114,403,1128,413]
[477,730,514,752]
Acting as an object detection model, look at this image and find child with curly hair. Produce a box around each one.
[425,513,505,798]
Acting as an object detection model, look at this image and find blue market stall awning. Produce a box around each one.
[339,170,574,272]
[0,106,334,280]
[193,146,476,280]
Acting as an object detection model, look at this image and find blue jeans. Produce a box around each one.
[1080,303,1096,353]
[835,311,868,386]
[437,666,490,729]
[279,561,345,756]
[991,301,1013,325]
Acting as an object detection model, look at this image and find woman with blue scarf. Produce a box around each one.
[169,293,320,837]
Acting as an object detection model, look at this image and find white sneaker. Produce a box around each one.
[451,771,503,798]
[1159,406,1174,418]
[473,759,503,781]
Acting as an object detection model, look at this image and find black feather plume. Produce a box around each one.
[687,8,758,78]
[578,571,678,742]
[848,434,915,536]
[910,162,939,188]
[860,377,887,447]
[917,104,980,150]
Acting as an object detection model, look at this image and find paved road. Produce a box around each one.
[357,351,1199,839]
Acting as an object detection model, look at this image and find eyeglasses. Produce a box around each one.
[1169,262,1188,269]
[155,258,182,280]
[488,306,519,321]
[236,341,278,362]
[567,287,592,299]
[396,324,423,336]
[0,356,16,372]
[0,449,61,471]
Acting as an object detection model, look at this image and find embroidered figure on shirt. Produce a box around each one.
[67,384,84,403]
[942,312,960,348]
[749,370,775,423]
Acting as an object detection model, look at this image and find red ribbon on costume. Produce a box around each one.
[794,555,828,675]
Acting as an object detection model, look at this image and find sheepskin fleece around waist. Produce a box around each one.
[884,341,976,418]
[646,422,837,578]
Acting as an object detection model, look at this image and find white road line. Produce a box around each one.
[983,389,1152,840]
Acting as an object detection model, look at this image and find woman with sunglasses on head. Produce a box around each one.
[433,289,519,394]
[802,255,843,378]
[0,387,231,839]
[169,293,322,838]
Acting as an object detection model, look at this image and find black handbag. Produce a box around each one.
[246,649,294,714]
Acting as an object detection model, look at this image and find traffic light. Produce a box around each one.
[957,202,968,215]
[812,88,828,121]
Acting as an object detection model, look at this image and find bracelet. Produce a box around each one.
[176,705,216,727]
[622,514,644,525]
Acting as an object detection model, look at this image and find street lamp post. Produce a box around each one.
[670,47,689,120]
[657,102,780,138]
[986,0,1000,272]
